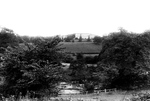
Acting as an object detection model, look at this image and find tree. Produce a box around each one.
[20,36,31,43]
[93,36,102,44]
[87,36,91,42]
[84,56,99,64]
[63,54,74,63]
[68,60,99,92]
[16,35,24,43]
[64,34,75,42]
[79,35,82,42]
[0,38,64,97]
[97,32,150,89]
[76,53,84,60]
[0,27,19,49]
[68,60,88,84]
[29,37,45,45]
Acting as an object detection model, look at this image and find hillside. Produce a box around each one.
[59,33,100,39]
[59,42,101,54]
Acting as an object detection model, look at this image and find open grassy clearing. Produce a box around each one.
[55,89,150,101]
[55,91,132,101]
[2,90,150,101]
[59,42,101,53]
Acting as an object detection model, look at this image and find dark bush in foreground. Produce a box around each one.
[97,31,150,89]
[0,38,64,98]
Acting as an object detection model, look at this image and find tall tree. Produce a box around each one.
[79,34,82,42]
[87,36,91,42]
[93,36,102,44]
[97,32,150,89]
[0,27,19,49]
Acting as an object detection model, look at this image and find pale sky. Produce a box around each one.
[0,0,150,37]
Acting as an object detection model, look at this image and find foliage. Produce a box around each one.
[20,36,31,43]
[93,36,103,44]
[97,31,150,89]
[19,36,54,44]
[62,54,74,63]
[68,60,87,83]
[29,37,45,45]
[78,35,82,42]
[0,38,64,97]
[0,28,19,49]
[87,36,91,42]
[64,34,75,42]
[76,53,84,60]
[67,59,98,92]
[84,56,99,64]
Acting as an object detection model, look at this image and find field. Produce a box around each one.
[55,92,131,101]
[54,88,150,101]
[3,89,150,101]
[59,42,101,54]
[2,94,129,101]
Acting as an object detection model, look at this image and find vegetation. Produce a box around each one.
[78,35,82,42]
[97,30,150,89]
[64,34,75,42]
[0,30,64,98]
[2,26,150,100]
[68,60,97,93]
[0,28,19,52]
[84,56,99,64]
[87,36,91,42]
[93,36,103,44]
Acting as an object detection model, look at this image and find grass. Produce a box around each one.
[0,91,130,101]
[2,90,150,101]
[59,42,101,54]
[56,91,131,101]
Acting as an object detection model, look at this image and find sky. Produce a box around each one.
[0,0,150,37]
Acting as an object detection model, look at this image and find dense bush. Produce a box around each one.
[0,28,19,49]
[0,38,64,97]
[93,36,103,44]
[84,56,99,64]
[97,31,150,89]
